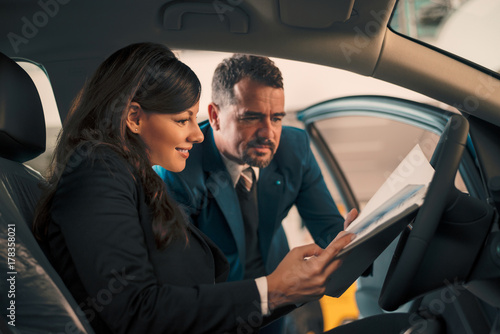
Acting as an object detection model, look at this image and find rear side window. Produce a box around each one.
[16,59,61,176]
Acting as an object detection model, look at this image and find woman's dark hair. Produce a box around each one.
[33,42,201,248]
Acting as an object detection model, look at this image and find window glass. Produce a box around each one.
[16,60,62,176]
[313,115,467,208]
[176,50,445,122]
[390,0,500,74]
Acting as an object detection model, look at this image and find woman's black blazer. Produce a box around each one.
[47,147,262,334]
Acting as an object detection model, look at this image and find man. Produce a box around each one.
[155,54,355,332]
[154,54,350,283]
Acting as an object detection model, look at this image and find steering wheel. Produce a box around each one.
[379,114,469,311]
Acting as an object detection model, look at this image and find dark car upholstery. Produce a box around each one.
[0,52,94,334]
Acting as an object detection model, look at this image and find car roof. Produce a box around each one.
[1,0,499,126]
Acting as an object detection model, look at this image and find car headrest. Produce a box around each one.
[0,52,46,163]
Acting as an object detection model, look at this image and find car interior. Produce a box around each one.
[1,0,500,333]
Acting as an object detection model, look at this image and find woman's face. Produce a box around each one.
[138,101,203,172]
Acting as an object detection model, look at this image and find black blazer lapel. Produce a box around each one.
[188,224,230,282]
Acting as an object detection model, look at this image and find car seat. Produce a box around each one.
[0,51,95,334]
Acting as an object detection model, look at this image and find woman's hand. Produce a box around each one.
[266,232,354,311]
[344,208,359,230]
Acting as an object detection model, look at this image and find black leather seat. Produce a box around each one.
[0,52,95,334]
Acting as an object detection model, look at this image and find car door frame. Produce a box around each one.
[297,95,485,212]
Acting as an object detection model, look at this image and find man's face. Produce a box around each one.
[210,77,285,168]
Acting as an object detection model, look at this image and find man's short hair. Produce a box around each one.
[212,54,283,107]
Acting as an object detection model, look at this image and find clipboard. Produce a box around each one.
[325,204,420,297]
[323,144,434,297]
[324,184,427,297]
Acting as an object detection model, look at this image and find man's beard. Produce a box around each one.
[241,139,276,168]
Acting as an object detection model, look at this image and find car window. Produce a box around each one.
[176,50,445,121]
[390,0,500,74]
[16,59,62,177]
[312,114,468,209]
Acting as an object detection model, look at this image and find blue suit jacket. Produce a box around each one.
[155,122,344,281]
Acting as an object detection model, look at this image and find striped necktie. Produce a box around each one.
[236,167,265,278]
[238,167,254,192]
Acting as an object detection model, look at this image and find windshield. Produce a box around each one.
[390,0,500,74]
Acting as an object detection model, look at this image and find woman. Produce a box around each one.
[33,42,354,334]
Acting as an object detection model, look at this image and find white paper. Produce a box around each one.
[341,144,435,248]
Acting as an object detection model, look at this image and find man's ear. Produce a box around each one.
[126,102,143,134]
[208,103,221,131]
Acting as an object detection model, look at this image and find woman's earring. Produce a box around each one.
[135,128,138,132]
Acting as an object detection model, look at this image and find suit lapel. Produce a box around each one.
[202,126,247,267]
[257,159,284,261]
[188,223,230,282]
